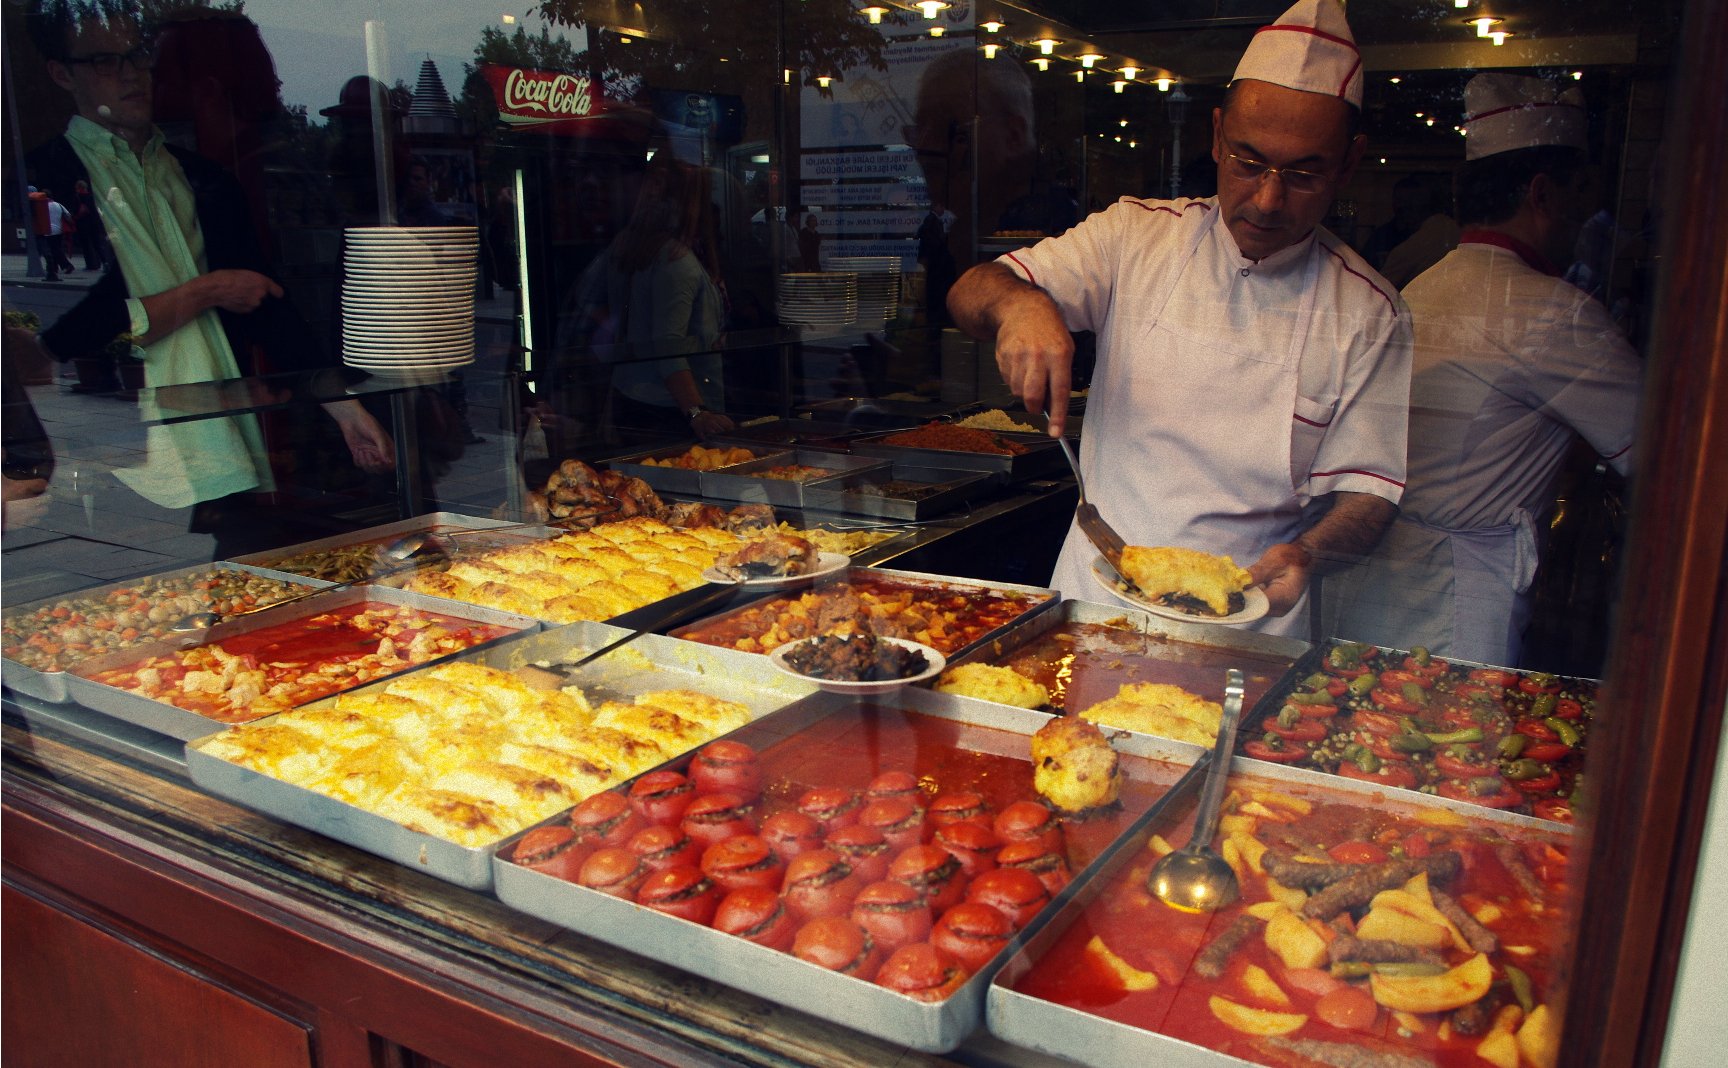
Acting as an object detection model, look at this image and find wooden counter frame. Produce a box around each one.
[0,724,965,1068]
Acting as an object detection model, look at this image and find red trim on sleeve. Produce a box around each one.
[1320,244,1398,314]
[1310,467,1405,489]
[1005,251,1036,287]
[1602,442,1631,461]
[1293,413,1332,428]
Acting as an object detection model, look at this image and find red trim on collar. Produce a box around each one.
[1464,100,1586,126]
[1459,228,1562,277]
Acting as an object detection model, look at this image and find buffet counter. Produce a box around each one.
[0,708,1065,1068]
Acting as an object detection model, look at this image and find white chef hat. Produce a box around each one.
[1463,73,1588,160]
[1232,0,1363,108]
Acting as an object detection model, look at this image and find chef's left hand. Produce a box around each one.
[322,399,397,474]
[1248,542,1313,617]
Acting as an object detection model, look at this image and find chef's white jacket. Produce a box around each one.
[1328,237,1641,664]
[1002,196,1412,637]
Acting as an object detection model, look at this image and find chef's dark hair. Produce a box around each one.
[1221,80,1362,144]
[1454,145,1587,227]
[25,1,146,63]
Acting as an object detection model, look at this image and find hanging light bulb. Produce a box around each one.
[1155,77,1173,92]
[1455,0,1469,7]
[981,20,1004,33]
[1128,140,1137,148]
[816,74,833,88]
[1032,57,1050,71]
[1118,118,1128,127]
[1489,30,1511,45]
[983,42,999,59]
[916,0,947,19]
[1120,65,1140,80]
[1425,117,1436,126]
[1111,80,1126,94]
[930,25,944,37]
[1572,70,1584,80]
[1074,70,1085,83]
[1388,76,1402,84]
[1035,37,1059,55]
[860,5,887,23]
[1078,52,1104,69]
[1470,16,1501,37]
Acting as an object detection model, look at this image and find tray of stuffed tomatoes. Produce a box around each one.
[492,685,1210,1052]
[989,758,1572,1068]
[1238,640,1595,824]
[2,562,335,704]
[65,586,537,741]
[667,566,1057,660]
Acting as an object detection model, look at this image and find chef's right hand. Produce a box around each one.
[992,293,1074,437]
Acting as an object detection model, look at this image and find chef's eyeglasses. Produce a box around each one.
[1223,153,1331,195]
[61,44,155,76]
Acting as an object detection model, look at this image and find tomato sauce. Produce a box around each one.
[86,602,520,724]
[1009,775,1572,1067]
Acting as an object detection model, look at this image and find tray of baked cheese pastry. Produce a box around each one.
[185,623,819,890]
[491,683,1209,1053]
[987,754,1573,1068]
[932,600,1308,745]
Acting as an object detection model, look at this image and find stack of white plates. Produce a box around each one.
[341,226,479,373]
[824,256,902,323]
[777,271,858,326]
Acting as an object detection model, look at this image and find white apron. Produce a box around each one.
[1050,211,1322,638]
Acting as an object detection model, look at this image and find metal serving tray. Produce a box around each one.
[185,625,814,890]
[492,685,1209,1053]
[848,428,1066,484]
[698,448,888,508]
[604,442,790,496]
[66,586,539,741]
[1,562,336,704]
[231,511,542,584]
[986,756,1567,1068]
[716,418,866,448]
[944,599,1310,721]
[796,396,959,428]
[801,463,996,522]
[666,565,1059,662]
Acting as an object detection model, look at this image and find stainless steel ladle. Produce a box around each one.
[1147,668,1247,913]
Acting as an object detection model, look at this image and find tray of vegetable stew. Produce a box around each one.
[1240,639,1594,823]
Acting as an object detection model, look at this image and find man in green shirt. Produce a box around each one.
[26,2,393,551]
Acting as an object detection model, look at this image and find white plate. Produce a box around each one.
[767,635,945,695]
[1089,554,1270,626]
[701,551,850,589]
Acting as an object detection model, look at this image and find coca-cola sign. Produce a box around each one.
[482,64,606,130]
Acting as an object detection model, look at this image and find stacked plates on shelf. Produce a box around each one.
[824,256,902,323]
[777,271,858,327]
[341,226,479,374]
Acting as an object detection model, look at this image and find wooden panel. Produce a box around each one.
[1,885,314,1068]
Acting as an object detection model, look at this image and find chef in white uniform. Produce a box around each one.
[1328,74,1641,666]
[948,0,1412,638]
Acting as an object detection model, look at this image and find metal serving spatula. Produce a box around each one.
[1053,430,1129,574]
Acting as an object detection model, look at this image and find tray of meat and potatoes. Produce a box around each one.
[848,422,1066,484]
[988,753,1572,1068]
[2,562,336,704]
[64,586,539,742]
[801,463,996,522]
[667,566,1059,662]
[492,681,1211,1052]
[604,441,789,496]
[1237,638,1598,825]
[932,600,1308,745]
[229,511,548,586]
[697,448,889,509]
[185,624,818,890]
